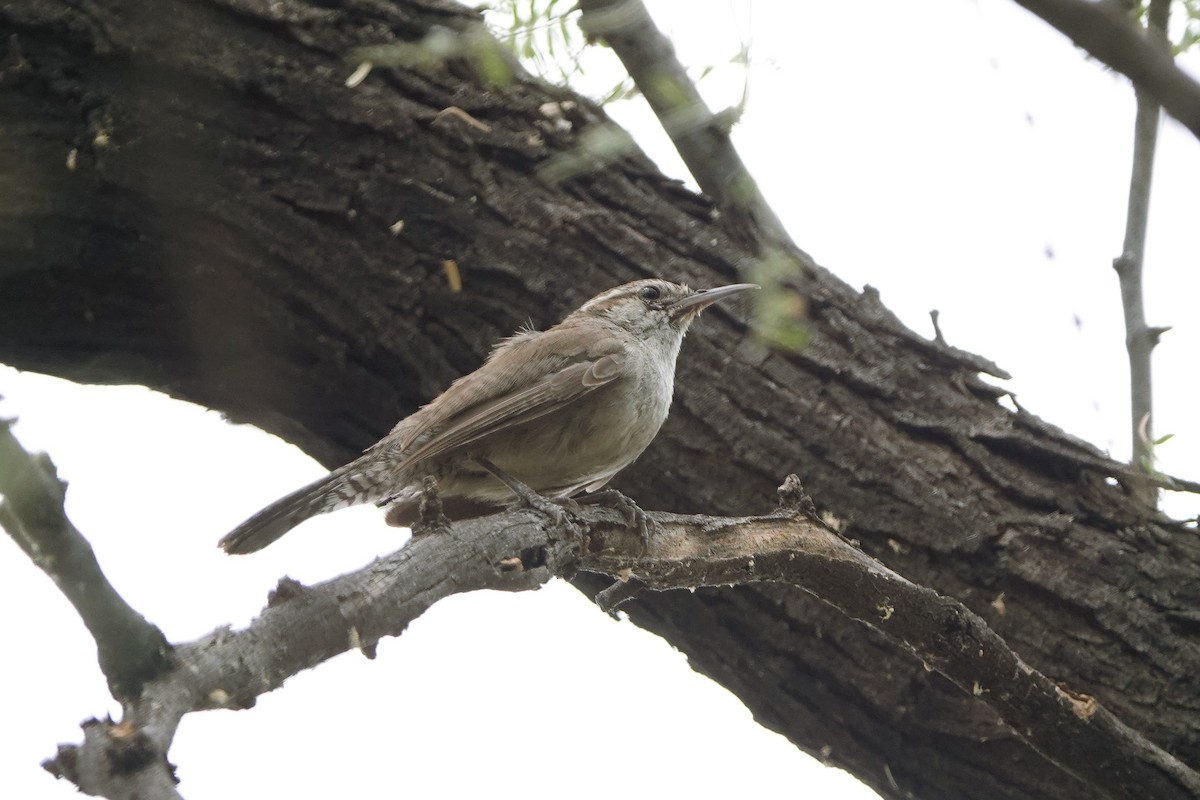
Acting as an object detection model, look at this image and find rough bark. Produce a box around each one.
[2,2,1198,799]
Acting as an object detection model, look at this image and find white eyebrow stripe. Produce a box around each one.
[578,286,635,313]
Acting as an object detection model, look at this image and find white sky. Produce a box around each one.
[3,2,1198,798]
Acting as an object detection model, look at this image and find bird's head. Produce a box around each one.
[568,279,758,339]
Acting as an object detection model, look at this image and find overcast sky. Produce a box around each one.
[3,2,1198,798]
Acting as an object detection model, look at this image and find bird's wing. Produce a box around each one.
[387,327,628,471]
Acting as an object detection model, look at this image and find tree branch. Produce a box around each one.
[0,421,173,699]
[576,0,795,254]
[1114,0,1170,504]
[1012,0,1200,140]
[32,474,1200,800]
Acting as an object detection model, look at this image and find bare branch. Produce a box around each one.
[40,487,1200,799]
[1114,0,1170,505]
[577,0,796,253]
[0,421,173,698]
[1012,0,1200,140]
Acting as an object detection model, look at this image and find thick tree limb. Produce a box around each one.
[1012,0,1200,140]
[0,421,173,698]
[28,471,1200,799]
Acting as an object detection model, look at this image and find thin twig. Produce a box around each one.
[576,0,797,254]
[1113,0,1170,506]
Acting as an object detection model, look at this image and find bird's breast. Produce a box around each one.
[478,347,675,496]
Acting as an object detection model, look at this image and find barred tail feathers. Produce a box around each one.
[218,460,389,554]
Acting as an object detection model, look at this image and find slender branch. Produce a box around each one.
[576,0,796,254]
[35,478,1200,800]
[1114,0,1170,506]
[0,421,173,698]
[1012,0,1200,140]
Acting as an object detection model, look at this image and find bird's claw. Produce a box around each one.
[576,489,660,547]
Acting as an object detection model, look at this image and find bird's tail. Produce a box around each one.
[219,460,387,554]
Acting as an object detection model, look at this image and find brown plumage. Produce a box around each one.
[219,279,756,554]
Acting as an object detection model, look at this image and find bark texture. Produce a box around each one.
[2,2,1198,799]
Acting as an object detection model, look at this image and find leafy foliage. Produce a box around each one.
[482,0,752,108]
[485,0,637,101]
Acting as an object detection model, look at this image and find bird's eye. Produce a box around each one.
[639,285,662,302]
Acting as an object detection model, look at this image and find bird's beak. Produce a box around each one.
[668,283,759,321]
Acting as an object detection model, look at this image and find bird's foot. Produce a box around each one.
[474,456,573,529]
[575,489,661,546]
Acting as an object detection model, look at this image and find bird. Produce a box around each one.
[219,278,758,554]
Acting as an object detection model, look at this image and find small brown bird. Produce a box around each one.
[219,279,757,554]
